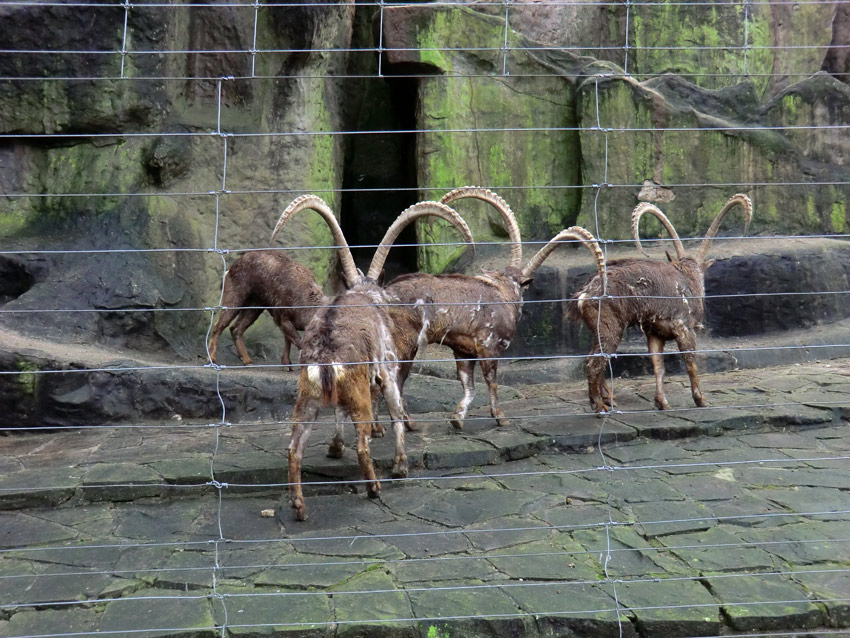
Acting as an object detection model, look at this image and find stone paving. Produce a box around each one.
[1,358,850,637]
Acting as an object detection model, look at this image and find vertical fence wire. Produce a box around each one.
[119,0,131,79]
[250,0,260,78]
[212,75,230,638]
[592,70,626,638]
[502,0,511,75]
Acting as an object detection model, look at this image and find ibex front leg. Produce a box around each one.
[276,319,301,366]
[396,358,419,431]
[229,309,262,365]
[586,331,621,413]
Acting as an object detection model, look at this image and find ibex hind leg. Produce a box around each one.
[480,357,508,427]
[288,401,318,521]
[230,308,263,365]
[368,387,385,438]
[647,333,671,410]
[674,328,707,408]
[343,380,381,498]
[327,408,346,459]
[450,356,477,430]
[379,374,408,479]
[602,380,617,407]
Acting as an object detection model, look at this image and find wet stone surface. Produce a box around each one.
[0,360,849,636]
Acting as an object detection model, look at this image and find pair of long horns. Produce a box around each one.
[439,186,523,270]
[520,226,605,281]
[271,195,474,286]
[632,194,753,263]
[442,187,605,282]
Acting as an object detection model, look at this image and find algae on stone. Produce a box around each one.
[384,6,581,273]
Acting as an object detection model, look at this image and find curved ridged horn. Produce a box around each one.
[440,186,522,269]
[521,226,604,281]
[696,193,753,264]
[367,201,475,281]
[271,195,359,286]
[631,202,687,260]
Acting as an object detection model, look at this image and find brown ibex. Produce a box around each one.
[387,186,590,430]
[207,251,326,366]
[566,194,752,412]
[275,195,473,521]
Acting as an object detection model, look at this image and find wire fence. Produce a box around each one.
[1,0,850,636]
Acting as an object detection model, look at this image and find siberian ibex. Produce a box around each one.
[387,186,599,429]
[566,194,752,412]
[207,251,326,366]
[274,195,473,521]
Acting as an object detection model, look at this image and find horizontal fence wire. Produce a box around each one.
[0,0,849,6]
[2,124,850,139]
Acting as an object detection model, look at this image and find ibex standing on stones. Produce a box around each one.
[566,194,752,412]
[387,187,604,430]
[207,251,326,366]
[275,195,473,521]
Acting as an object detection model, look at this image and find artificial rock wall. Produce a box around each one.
[1,0,849,360]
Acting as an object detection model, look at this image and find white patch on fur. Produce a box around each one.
[307,363,345,388]
[371,309,400,398]
[376,317,398,363]
[577,292,588,311]
[468,297,482,320]
[365,289,385,306]
[414,299,431,350]
[306,365,322,387]
[457,369,475,418]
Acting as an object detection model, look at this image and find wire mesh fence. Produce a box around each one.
[1,0,850,636]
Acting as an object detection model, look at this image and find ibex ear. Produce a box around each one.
[521,277,534,288]
[665,250,676,263]
[375,268,386,286]
[703,257,716,270]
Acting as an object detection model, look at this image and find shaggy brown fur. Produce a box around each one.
[567,195,752,412]
[207,250,325,366]
[276,196,472,521]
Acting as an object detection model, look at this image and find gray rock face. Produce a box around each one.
[0,0,355,357]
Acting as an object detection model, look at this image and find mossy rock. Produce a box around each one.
[383,5,582,273]
[577,71,850,240]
